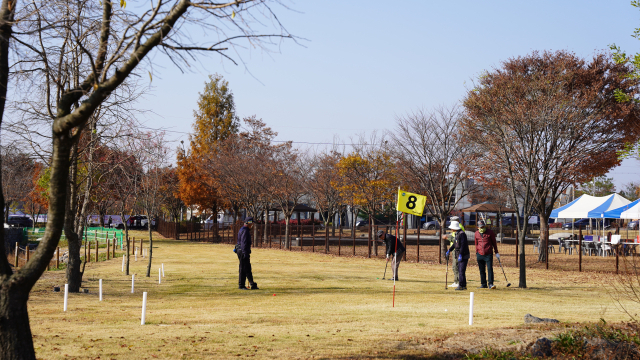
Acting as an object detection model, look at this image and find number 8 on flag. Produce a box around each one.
[396,189,427,216]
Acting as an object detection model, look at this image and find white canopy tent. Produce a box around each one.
[550,194,631,240]
[549,194,629,219]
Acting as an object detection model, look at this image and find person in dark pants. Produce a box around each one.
[377,229,405,281]
[236,217,259,290]
[445,220,469,290]
[475,220,500,289]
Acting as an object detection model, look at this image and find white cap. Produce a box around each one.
[448,221,461,230]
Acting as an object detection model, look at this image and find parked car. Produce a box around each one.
[501,216,555,230]
[628,220,639,230]
[562,218,611,230]
[6,215,33,228]
[422,218,452,230]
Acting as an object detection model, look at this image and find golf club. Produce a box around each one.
[382,257,389,279]
[497,257,511,287]
[445,255,449,290]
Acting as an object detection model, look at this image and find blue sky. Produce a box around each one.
[138,0,640,189]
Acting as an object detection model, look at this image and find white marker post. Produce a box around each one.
[131,274,135,293]
[135,250,137,262]
[469,292,475,326]
[99,279,103,301]
[122,255,125,272]
[63,284,69,312]
[161,263,165,277]
[158,268,161,284]
[141,292,148,325]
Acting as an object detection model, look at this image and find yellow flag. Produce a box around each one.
[396,189,426,216]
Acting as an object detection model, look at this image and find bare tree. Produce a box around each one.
[132,131,171,277]
[390,105,479,264]
[304,151,342,252]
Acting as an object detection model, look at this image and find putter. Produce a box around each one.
[445,255,449,290]
[382,258,389,279]
[497,257,511,287]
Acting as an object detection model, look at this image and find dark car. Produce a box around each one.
[562,218,611,230]
[7,215,33,228]
[501,216,555,230]
[422,218,452,230]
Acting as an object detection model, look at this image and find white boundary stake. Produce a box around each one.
[99,279,103,301]
[135,250,137,262]
[469,292,475,325]
[158,268,161,284]
[161,263,165,277]
[63,284,69,312]
[141,292,148,325]
[121,256,125,272]
[131,274,135,293]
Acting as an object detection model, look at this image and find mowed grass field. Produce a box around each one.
[26,233,638,359]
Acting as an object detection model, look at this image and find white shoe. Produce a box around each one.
[448,282,459,288]
[489,284,496,289]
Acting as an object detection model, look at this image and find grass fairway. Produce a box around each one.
[28,236,636,359]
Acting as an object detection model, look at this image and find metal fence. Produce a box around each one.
[156,219,640,274]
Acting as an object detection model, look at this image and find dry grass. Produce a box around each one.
[27,233,638,359]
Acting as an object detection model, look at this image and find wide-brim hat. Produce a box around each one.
[448,221,461,230]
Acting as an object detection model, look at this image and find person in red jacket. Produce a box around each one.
[475,220,500,289]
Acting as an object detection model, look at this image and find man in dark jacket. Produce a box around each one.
[377,229,405,281]
[445,220,469,290]
[236,217,258,290]
[475,220,500,289]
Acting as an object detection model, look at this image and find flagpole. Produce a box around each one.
[394,187,400,307]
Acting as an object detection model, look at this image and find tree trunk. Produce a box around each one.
[65,231,83,292]
[518,225,527,288]
[146,213,153,277]
[537,216,549,263]
[371,214,378,256]
[0,286,37,360]
[285,215,291,249]
[439,218,447,264]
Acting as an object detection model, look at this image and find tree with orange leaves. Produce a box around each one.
[336,136,396,256]
[24,162,48,228]
[177,74,239,220]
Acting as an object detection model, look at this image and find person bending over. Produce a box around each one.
[377,229,405,281]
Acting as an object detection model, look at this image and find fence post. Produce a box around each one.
[417,219,421,263]
[279,222,282,249]
[95,240,99,262]
[579,226,583,272]
[107,238,110,260]
[56,247,60,269]
[403,214,408,261]
[616,243,619,274]
[312,222,315,252]
[26,244,30,263]
[352,219,356,256]
[367,215,371,258]
[338,225,342,256]
[87,241,91,262]
[113,234,116,258]
[14,242,18,267]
